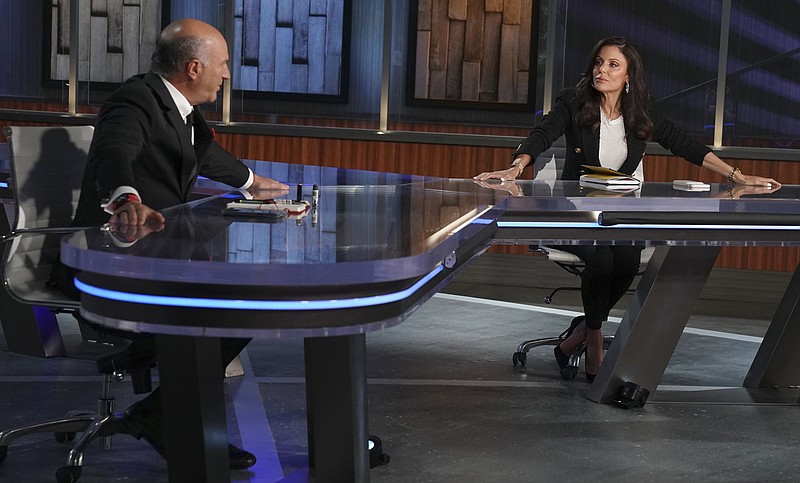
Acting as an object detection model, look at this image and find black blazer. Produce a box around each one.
[73,72,250,226]
[513,89,712,180]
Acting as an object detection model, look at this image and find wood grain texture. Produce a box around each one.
[416,0,533,104]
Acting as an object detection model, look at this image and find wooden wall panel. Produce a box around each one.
[416,0,533,104]
[50,0,158,83]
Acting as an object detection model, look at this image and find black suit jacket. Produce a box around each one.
[513,88,712,180]
[73,72,250,226]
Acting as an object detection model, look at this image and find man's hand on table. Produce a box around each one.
[106,201,166,244]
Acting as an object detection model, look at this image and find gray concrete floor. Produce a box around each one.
[1,253,798,482]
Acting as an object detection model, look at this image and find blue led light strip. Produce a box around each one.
[497,221,800,231]
[74,265,444,311]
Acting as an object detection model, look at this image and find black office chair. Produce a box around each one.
[511,149,651,378]
[0,125,155,483]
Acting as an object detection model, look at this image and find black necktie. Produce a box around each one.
[185,110,194,144]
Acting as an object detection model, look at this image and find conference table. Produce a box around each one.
[60,161,800,482]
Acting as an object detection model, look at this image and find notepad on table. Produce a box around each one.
[579,165,640,189]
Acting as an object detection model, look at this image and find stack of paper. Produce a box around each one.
[579,165,640,190]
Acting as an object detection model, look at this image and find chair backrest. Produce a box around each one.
[2,125,93,308]
[530,144,566,182]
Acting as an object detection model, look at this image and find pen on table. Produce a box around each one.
[296,183,303,202]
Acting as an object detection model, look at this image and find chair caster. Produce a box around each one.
[512,352,527,367]
[0,445,7,463]
[56,465,82,483]
[543,296,552,304]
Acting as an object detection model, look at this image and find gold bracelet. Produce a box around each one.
[727,166,741,183]
[510,158,525,175]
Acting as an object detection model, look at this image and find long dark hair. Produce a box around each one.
[574,37,653,141]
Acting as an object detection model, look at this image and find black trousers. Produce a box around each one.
[129,334,250,415]
[76,312,250,415]
[558,245,644,330]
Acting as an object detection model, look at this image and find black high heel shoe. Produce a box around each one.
[584,331,601,383]
[554,315,586,380]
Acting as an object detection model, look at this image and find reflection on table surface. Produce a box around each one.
[62,160,800,286]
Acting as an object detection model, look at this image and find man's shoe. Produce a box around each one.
[228,443,257,470]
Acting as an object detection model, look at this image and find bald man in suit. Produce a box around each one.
[70,18,287,470]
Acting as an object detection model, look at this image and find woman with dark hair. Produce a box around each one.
[474,36,779,382]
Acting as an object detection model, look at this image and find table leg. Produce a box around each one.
[304,334,370,483]
[744,262,800,390]
[156,334,230,483]
[587,245,721,404]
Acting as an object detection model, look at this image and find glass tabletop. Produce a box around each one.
[61,160,800,286]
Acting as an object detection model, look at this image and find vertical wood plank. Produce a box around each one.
[277,0,293,25]
[240,65,258,90]
[415,31,431,98]
[89,16,107,82]
[106,52,123,82]
[106,0,122,51]
[274,27,293,91]
[429,70,447,98]
[138,0,159,74]
[463,0,484,62]
[518,0,532,71]
[417,0,432,31]
[91,0,108,15]
[121,4,139,79]
[448,0,467,20]
[233,17,247,89]
[258,0,277,91]
[517,71,528,103]
[292,0,309,62]
[310,0,327,16]
[485,0,504,12]
[498,23,519,102]
[480,12,502,101]
[324,0,343,94]
[308,16,326,93]
[58,0,69,52]
[502,0,521,24]
[79,0,91,80]
[243,0,260,66]
[292,64,309,93]
[446,20,465,99]
[308,17,327,94]
[429,0,449,71]
[461,61,481,100]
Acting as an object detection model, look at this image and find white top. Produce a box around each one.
[599,109,627,171]
[598,110,644,182]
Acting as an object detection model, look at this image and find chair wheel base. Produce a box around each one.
[512,352,527,366]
